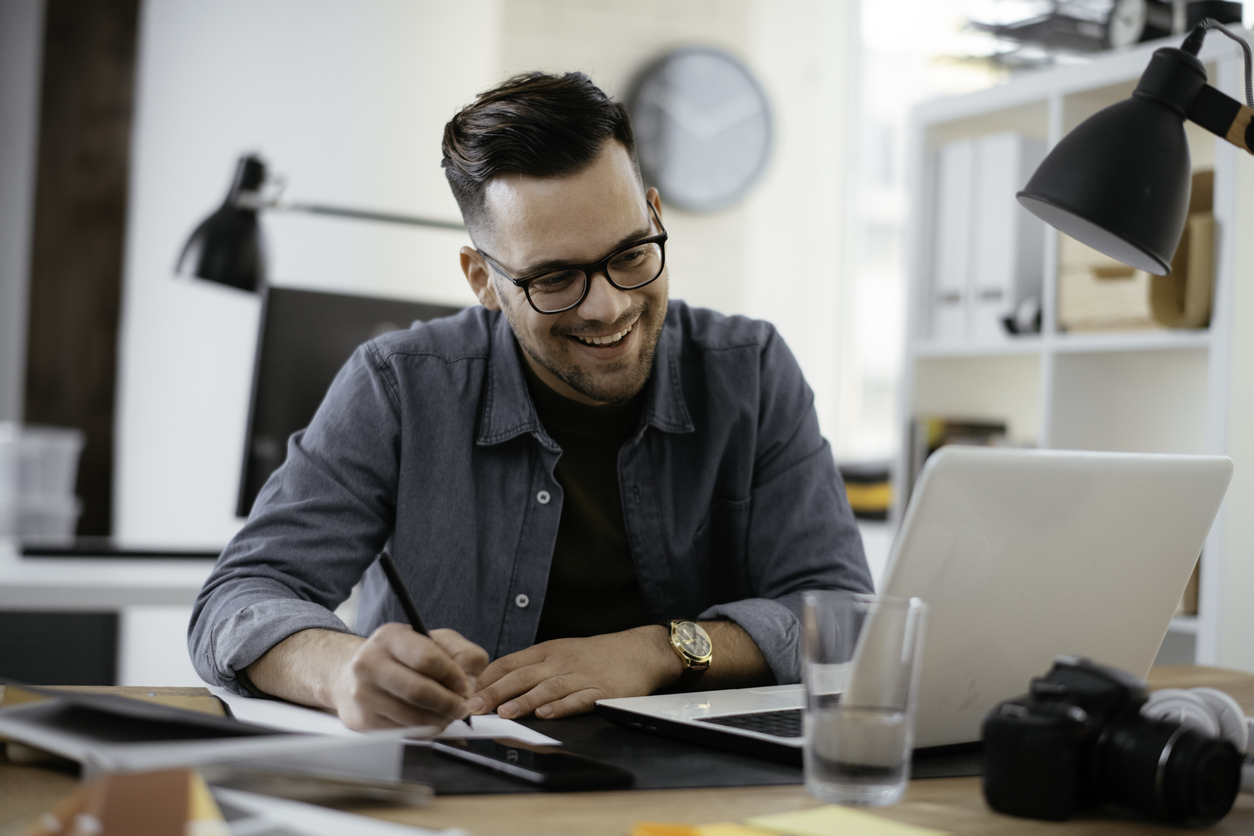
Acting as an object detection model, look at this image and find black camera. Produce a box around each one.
[982,656,1241,825]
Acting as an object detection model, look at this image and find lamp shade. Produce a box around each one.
[1017,94,1192,275]
[175,156,267,292]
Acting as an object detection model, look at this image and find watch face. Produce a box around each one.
[674,621,712,658]
[629,47,773,213]
[1107,0,1148,48]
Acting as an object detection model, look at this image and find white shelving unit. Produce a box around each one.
[899,31,1254,671]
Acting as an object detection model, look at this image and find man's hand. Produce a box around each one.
[331,625,490,730]
[469,620,776,721]
[469,626,679,720]
[246,625,489,731]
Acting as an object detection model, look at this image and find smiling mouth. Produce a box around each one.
[568,323,633,348]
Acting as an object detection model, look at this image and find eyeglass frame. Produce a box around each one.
[476,201,668,315]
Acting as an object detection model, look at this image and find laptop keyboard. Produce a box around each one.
[698,708,803,739]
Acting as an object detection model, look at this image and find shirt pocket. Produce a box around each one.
[689,496,753,601]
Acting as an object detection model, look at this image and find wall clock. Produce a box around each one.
[1105,0,1174,49]
[628,47,773,213]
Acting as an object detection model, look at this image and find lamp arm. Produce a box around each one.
[1186,85,1254,154]
[1182,18,1252,107]
[271,201,466,232]
[1176,19,1254,155]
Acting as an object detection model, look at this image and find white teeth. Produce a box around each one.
[575,324,632,346]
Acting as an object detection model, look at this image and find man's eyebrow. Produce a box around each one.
[517,223,653,276]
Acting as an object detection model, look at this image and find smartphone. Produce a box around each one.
[430,738,634,789]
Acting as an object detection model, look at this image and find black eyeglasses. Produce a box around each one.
[478,202,667,314]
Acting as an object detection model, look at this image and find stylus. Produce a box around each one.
[378,550,473,729]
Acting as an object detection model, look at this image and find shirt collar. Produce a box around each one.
[477,306,694,447]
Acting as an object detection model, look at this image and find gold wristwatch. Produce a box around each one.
[668,620,713,690]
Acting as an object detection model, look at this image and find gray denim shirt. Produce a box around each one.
[189,301,872,693]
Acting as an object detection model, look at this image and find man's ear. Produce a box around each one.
[461,247,501,311]
[646,187,663,224]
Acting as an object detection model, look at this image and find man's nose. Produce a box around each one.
[577,270,632,323]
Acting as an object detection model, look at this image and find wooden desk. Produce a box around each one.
[3,669,1253,835]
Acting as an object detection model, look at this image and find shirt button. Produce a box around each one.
[536,490,551,504]
[515,593,530,608]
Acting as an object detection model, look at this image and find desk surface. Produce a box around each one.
[3,669,1253,835]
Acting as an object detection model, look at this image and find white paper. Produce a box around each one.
[212,786,471,836]
[209,686,560,746]
[435,714,559,746]
[208,686,393,737]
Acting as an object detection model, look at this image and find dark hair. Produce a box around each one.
[441,71,638,236]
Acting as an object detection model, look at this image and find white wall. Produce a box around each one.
[116,0,498,545]
[116,0,858,546]
[0,0,43,423]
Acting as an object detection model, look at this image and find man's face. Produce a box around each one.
[460,142,668,406]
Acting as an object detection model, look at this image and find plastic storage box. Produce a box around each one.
[0,422,85,544]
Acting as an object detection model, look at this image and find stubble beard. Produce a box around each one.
[507,291,668,404]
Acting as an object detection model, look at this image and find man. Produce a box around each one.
[189,71,870,731]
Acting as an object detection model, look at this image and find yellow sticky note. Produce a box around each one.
[631,826,700,836]
[747,805,949,836]
[697,825,780,836]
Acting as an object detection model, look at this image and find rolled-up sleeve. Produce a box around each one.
[188,341,402,693]
[701,326,872,684]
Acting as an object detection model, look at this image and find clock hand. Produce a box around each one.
[656,89,760,140]
[655,88,715,137]
[699,91,762,136]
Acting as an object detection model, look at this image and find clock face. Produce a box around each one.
[629,47,773,213]
[1107,0,1148,48]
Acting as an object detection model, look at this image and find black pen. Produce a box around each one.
[378,550,473,729]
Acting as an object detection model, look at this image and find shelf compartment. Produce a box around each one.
[1050,348,1208,454]
[912,354,1041,446]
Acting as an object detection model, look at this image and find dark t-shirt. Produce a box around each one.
[521,356,651,642]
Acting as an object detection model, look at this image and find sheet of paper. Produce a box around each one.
[746,805,950,836]
[212,786,470,836]
[209,686,560,746]
[208,686,378,737]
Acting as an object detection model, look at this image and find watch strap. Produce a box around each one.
[674,664,707,691]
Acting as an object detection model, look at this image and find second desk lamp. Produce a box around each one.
[175,154,465,293]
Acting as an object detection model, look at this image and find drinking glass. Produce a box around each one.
[801,591,928,805]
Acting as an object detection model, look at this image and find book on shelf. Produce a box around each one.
[930,132,1045,346]
[838,460,892,521]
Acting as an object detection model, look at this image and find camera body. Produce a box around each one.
[983,656,1241,824]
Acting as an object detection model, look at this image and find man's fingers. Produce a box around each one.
[352,686,458,731]
[375,623,472,697]
[491,673,581,720]
[474,644,541,691]
[535,688,602,720]
[430,628,490,681]
[471,662,553,716]
[372,656,469,721]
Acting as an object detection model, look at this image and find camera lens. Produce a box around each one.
[1098,714,1241,825]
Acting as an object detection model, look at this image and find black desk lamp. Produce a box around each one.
[175,154,465,292]
[1017,19,1254,275]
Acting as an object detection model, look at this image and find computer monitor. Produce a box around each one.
[237,287,463,517]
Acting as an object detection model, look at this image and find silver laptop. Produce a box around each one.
[595,447,1232,762]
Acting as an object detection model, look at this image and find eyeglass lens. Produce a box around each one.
[526,242,664,312]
